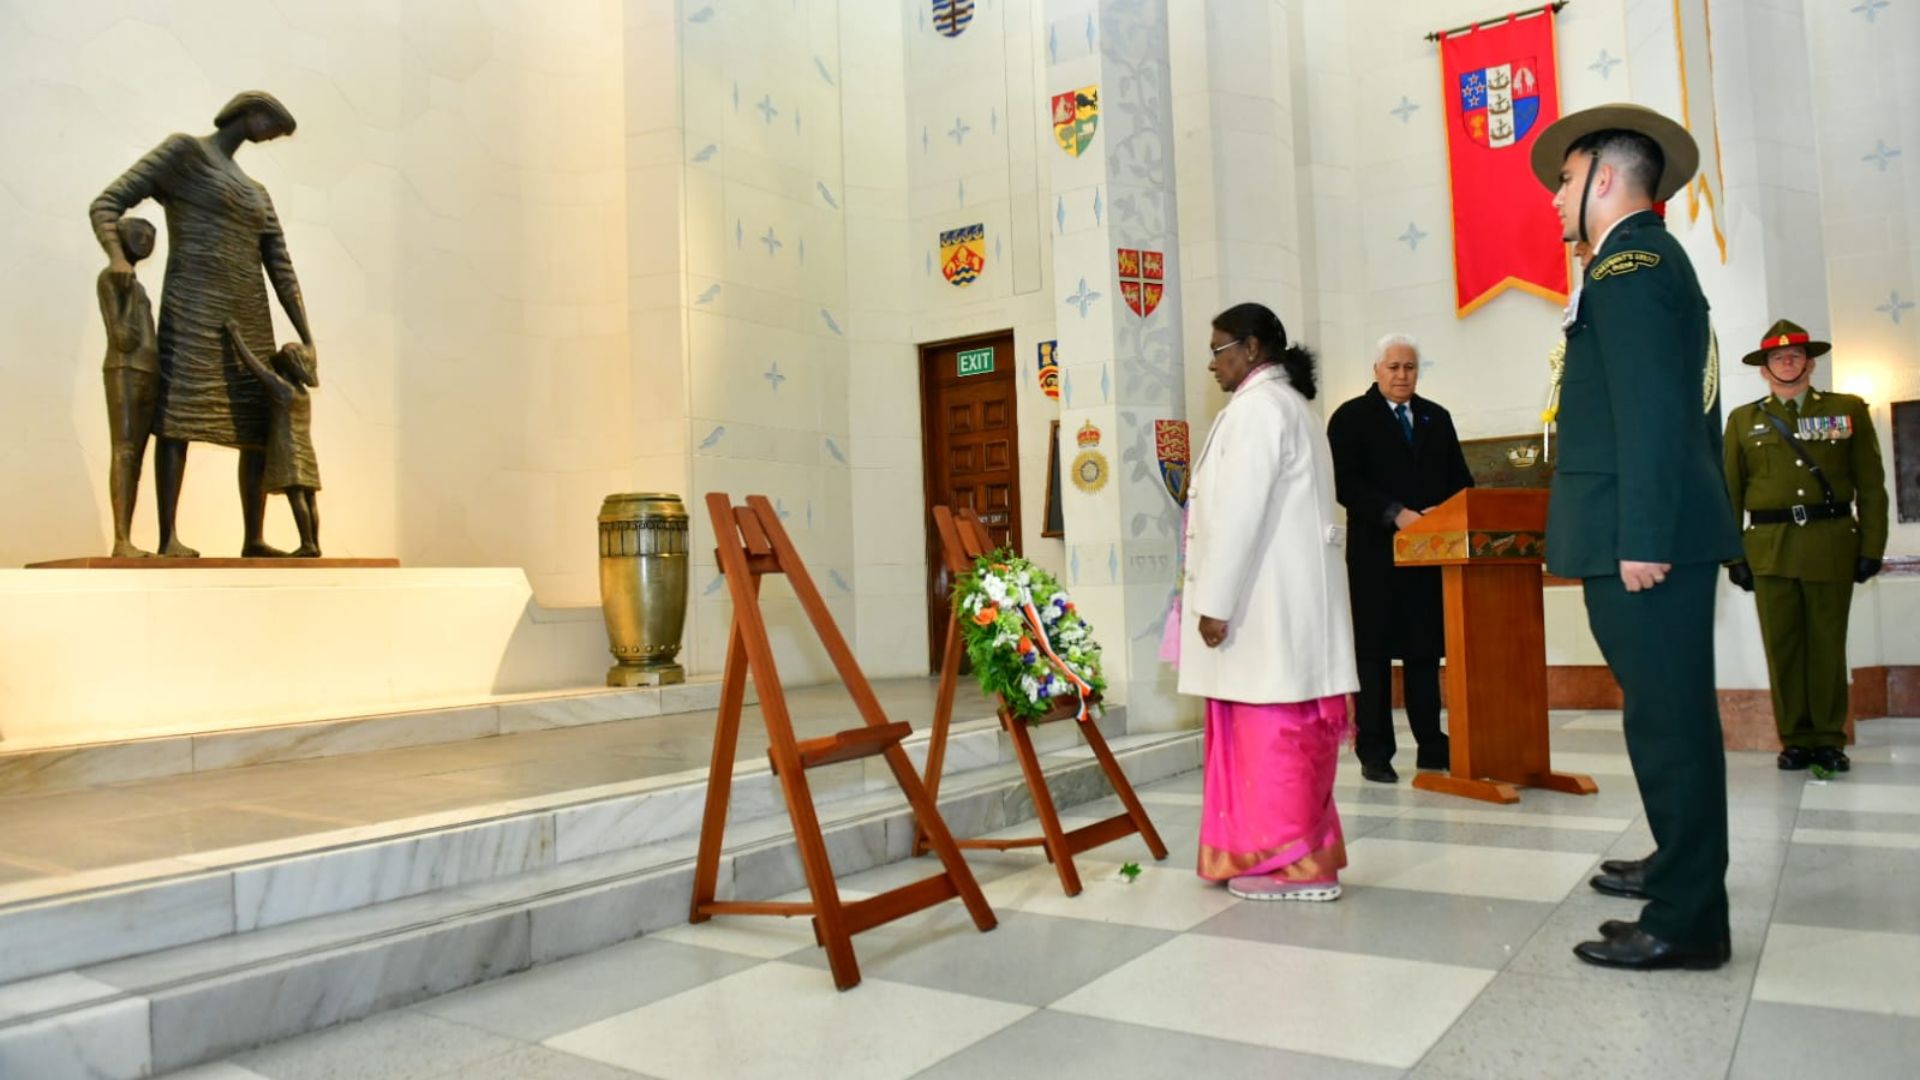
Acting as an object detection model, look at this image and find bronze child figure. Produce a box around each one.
[223,322,321,556]
[99,217,161,557]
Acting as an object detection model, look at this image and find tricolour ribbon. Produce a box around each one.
[1019,599,1094,723]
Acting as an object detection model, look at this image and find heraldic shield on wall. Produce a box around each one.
[941,223,985,287]
[931,0,974,38]
[1037,340,1060,399]
[1051,85,1099,157]
[1116,248,1164,316]
[1154,419,1190,507]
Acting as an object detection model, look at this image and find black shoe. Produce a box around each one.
[1590,863,1648,899]
[1812,747,1851,773]
[1599,855,1650,877]
[1573,926,1730,971]
[1415,737,1451,771]
[1599,918,1636,939]
[1777,746,1814,771]
[1360,762,1399,784]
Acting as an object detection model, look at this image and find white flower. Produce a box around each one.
[981,575,1009,604]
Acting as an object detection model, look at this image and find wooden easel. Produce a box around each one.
[916,506,1167,896]
[688,494,996,991]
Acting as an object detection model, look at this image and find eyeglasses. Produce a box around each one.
[1209,340,1241,357]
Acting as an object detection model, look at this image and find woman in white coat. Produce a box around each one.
[1179,302,1360,902]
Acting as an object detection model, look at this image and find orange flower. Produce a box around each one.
[991,563,1010,571]
[1018,637,1034,654]
[973,606,999,626]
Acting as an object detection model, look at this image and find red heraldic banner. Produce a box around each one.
[1439,13,1567,316]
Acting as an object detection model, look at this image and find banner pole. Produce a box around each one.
[1425,1,1568,43]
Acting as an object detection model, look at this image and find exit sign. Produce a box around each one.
[956,347,995,377]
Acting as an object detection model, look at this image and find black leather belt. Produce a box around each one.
[1749,503,1851,526]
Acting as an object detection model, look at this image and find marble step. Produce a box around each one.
[0,706,1127,985]
[0,728,1201,1080]
[0,677,758,797]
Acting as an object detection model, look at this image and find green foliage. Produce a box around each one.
[950,549,1105,721]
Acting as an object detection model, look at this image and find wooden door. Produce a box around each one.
[920,333,1021,672]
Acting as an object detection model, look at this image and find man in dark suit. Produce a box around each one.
[1328,335,1476,784]
[1531,104,1743,971]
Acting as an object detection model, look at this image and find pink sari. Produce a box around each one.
[1196,695,1351,883]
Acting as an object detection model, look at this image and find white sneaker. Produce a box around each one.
[1227,876,1342,902]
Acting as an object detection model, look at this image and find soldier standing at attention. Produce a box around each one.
[1724,320,1888,773]
[1530,104,1743,971]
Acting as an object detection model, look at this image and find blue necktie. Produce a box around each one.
[1395,403,1414,444]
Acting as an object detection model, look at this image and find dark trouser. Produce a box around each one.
[1583,563,1729,949]
[1753,575,1854,750]
[1354,655,1445,767]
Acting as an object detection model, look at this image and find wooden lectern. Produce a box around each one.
[1392,488,1597,804]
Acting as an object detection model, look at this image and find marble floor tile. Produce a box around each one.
[1727,1001,1920,1080]
[544,961,1030,1080]
[1752,923,1920,1017]
[1392,805,1633,833]
[414,937,758,1042]
[1341,838,1598,903]
[1545,751,1638,777]
[1362,817,1625,854]
[1051,934,1491,1068]
[1790,826,1920,850]
[833,849,1037,894]
[1416,971,1744,1080]
[153,1064,275,1080]
[648,887,875,959]
[1799,781,1920,815]
[1790,808,1920,834]
[433,1045,658,1079]
[979,857,1240,932]
[912,1009,1401,1080]
[231,1011,525,1080]
[1560,714,1625,732]
[785,909,1172,1006]
[1771,843,1920,934]
[74,805,358,861]
[1191,886,1555,970]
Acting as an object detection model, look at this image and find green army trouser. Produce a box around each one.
[1584,563,1730,950]
[1753,575,1854,750]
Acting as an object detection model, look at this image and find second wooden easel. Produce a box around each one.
[916,505,1167,896]
[687,494,997,990]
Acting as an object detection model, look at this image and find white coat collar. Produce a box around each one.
[1195,364,1285,471]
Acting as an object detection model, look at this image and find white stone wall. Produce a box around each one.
[1806,0,1920,562]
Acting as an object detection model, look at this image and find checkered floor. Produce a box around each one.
[161,712,1920,1080]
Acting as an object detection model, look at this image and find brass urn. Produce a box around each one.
[597,492,689,686]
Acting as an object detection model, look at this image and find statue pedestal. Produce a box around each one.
[0,567,609,749]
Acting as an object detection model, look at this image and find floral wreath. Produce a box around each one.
[951,551,1105,722]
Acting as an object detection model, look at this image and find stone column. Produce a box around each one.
[1046,0,1191,731]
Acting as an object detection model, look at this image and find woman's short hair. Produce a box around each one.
[214,91,297,135]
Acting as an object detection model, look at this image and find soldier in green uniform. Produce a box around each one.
[1724,320,1888,773]
[1530,104,1743,971]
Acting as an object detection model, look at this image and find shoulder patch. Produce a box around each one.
[1590,250,1661,280]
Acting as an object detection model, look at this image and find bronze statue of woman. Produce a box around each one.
[89,91,315,557]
